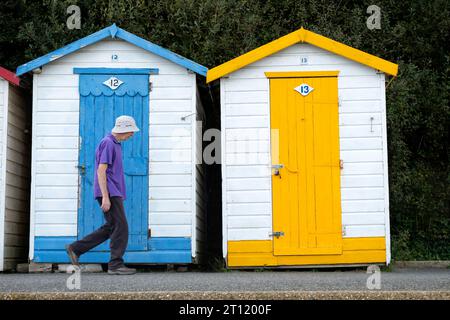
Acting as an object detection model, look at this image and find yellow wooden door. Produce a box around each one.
[268,71,343,256]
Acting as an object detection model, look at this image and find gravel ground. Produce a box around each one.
[1,291,449,300]
[0,267,448,299]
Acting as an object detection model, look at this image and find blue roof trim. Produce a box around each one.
[73,68,159,74]
[114,28,207,76]
[110,23,118,38]
[16,25,112,76]
[16,23,208,77]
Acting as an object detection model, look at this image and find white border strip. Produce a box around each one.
[380,73,391,265]
[266,77,273,239]
[28,74,38,261]
[221,78,228,260]
[0,80,9,271]
[190,72,197,259]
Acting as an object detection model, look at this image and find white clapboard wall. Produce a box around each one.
[0,80,30,271]
[30,39,203,258]
[4,84,30,270]
[221,44,390,255]
[0,79,5,271]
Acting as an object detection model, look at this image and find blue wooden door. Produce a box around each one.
[76,69,150,252]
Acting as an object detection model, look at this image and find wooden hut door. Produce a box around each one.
[77,70,149,251]
[269,72,343,256]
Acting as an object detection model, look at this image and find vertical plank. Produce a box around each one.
[296,78,308,250]
[287,78,299,250]
[142,92,149,238]
[270,79,280,251]
[94,94,105,233]
[278,79,290,252]
[78,91,86,238]
[132,94,140,241]
[313,77,333,247]
[330,76,343,248]
[85,93,95,236]
[304,77,316,249]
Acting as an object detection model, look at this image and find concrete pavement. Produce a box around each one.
[0,267,448,299]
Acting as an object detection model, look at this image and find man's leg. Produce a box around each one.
[107,197,129,270]
[69,198,112,257]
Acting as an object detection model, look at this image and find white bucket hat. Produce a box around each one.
[111,115,140,133]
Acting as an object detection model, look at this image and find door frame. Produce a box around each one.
[74,67,158,250]
[266,70,343,256]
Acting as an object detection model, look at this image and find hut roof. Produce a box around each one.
[16,23,207,77]
[207,27,398,83]
[0,66,20,86]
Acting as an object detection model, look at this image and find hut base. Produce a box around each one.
[33,236,192,264]
[227,237,386,268]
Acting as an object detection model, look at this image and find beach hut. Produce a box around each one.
[206,27,398,268]
[16,24,208,265]
[0,67,31,271]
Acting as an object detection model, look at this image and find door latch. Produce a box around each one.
[76,165,86,175]
[272,164,284,177]
[270,231,285,238]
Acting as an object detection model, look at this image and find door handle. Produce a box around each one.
[272,164,283,177]
[76,165,86,175]
[270,231,285,238]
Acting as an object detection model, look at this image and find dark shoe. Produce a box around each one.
[107,266,136,275]
[65,244,79,266]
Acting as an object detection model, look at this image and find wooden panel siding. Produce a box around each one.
[4,84,31,270]
[0,80,5,270]
[194,88,207,264]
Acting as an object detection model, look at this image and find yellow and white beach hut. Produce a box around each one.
[207,27,398,268]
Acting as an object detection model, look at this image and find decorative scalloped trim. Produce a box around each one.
[79,86,148,97]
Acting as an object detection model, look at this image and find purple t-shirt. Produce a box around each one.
[93,133,126,200]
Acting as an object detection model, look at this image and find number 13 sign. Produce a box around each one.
[294,83,314,96]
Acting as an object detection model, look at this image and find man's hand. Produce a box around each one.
[101,196,111,212]
[97,163,110,212]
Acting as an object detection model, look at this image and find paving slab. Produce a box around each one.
[0,268,448,296]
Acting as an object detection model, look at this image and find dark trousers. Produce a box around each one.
[70,196,129,269]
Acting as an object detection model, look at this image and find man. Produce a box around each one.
[65,115,140,275]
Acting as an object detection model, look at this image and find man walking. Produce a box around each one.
[65,115,140,275]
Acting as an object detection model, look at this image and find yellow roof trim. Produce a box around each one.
[265,71,340,78]
[206,28,398,83]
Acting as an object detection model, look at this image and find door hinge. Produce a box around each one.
[77,183,81,209]
[342,226,346,237]
[269,231,285,238]
[149,82,153,92]
[148,228,152,238]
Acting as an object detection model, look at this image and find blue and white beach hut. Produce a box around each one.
[16,24,208,265]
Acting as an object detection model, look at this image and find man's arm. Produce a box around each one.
[97,163,111,212]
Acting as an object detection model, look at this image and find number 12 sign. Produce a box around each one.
[103,76,124,90]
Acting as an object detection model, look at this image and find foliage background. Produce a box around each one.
[0,0,448,260]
